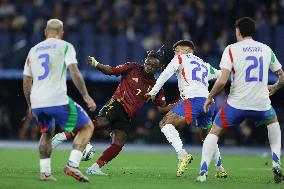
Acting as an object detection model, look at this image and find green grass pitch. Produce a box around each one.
[0,149,282,189]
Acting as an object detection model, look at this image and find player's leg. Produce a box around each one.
[52,129,77,148]
[52,100,112,148]
[52,98,94,182]
[197,102,242,182]
[160,99,195,176]
[197,123,223,182]
[33,108,57,181]
[267,118,283,183]
[258,107,283,183]
[197,127,226,177]
[64,120,94,182]
[160,111,188,159]
[197,101,227,178]
[87,100,129,176]
[87,129,127,176]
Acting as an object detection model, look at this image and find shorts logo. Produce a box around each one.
[132,78,139,83]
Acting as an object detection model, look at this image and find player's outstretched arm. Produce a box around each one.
[68,64,96,111]
[87,56,114,75]
[268,68,284,96]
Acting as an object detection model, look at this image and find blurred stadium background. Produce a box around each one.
[0,0,284,147]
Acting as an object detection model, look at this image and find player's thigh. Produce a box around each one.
[97,99,120,124]
[214,102,245,128]
[32,108,56,134]
[197,101,215,129]
[53,98,91,133]
[254,106,278,127]
[159,111,187,129]
[95,116,110,128]
[196,127,209,141]
[209,123,223,136]
[111,129,128,146]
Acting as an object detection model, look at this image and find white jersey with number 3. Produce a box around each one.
[220,39,282,111]
[149,53,220,99]
[23,38,78,109]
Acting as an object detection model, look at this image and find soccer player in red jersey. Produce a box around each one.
[52,50,177,175]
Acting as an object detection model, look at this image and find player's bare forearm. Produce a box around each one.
[23,75,33,107]
[96,63,114,75]
[157,99,181,114]
[87,56,114,75]
[157,104,176,114]
[272,69,284,92]
[71,71,89,97]
[69,64,89,98]
[208,68,230,99]
[208,80,226,99]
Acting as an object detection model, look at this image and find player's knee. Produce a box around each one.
[265,116,278,126]
[96,117,109,128]
[159,116,169,128]
[209,124,222,137]
[112,131,128,145]
[88,121,94,133]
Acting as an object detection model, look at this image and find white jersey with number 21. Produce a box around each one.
[220,38,282,111]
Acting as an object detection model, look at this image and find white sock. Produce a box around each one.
[40,158,51,174]
[90,163,100,170]
[161,124,184,157]
[200,134,218,173]
[177,149,188,160]
[68,149,83,167]
[214,144,223,171]
[267,122,281,163]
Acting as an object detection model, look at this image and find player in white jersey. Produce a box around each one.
[146,40,227,178]
[23,19,96,182]
[197,17,284,183]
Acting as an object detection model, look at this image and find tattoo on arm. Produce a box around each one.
[273,69,284,91]
[23,76,33,107]
[69,64,89,97]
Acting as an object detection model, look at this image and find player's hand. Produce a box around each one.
[83,95,97,112]
[203,97,213,113]
[268,85,277,96]
[145,93,156,103]
[87,56,99,67]
[22,106,34,122]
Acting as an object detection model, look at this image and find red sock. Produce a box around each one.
[64,119,97,140]
[64,129,78,139]
[96,143,123,168]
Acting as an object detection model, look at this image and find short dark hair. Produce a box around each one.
[147,50,162,62]
[173,40,195,51]
[234,17,256,37]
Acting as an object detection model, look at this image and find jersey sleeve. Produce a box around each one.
[269,50,282,72]
[148,56,179,96]
[23,50,32,77]
[208,64,221,80]
[219,46,233,71]
[154,88,166,107]
[64,43,78,66]
[111,62,137,76]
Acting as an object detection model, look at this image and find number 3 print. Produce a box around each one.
[38,54,50,80]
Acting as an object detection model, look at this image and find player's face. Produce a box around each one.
[144,57,161,74]
[174,46,190,55]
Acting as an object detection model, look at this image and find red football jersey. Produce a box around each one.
[111,62,166,118]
